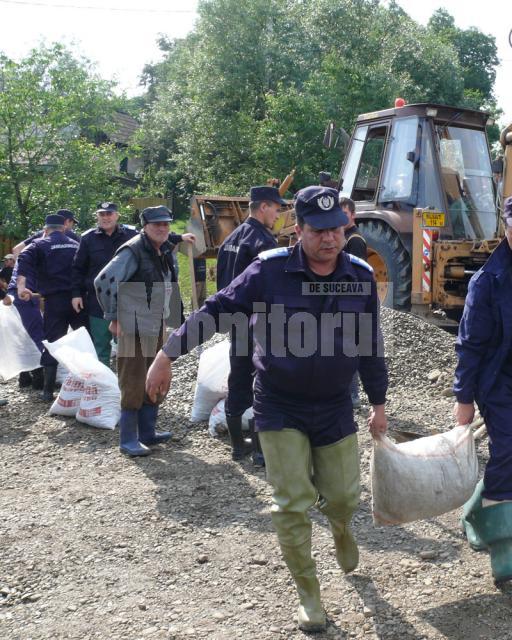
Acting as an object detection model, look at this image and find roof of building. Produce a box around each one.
[110,112,140,145]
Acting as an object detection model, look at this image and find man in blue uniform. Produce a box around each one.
[217,185,285,464]
[146,186,388,632]
[12,209,79,258]
[455,195,512,584]
[16,214,87,400]
[71,202,138,366]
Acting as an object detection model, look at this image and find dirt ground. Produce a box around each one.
[1,312,512,640]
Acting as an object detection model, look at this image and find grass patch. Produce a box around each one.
[171,218,217,312]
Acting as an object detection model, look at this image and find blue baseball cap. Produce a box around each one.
[294,186,349,229]
[45,214,65,226]
[250,185,286,206]
[140,205,173,226]
[56,208,78,222]
[96,202,118,213]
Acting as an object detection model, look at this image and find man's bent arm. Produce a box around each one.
[359,279,388,405]
[94,250,138,322]
[162,262,264,360]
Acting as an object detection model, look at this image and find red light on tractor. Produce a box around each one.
[395,97,406,108]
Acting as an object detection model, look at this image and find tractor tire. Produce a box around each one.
[357,220,412,310]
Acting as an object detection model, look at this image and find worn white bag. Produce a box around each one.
[0,301,42,381]
[76,366,120,430]
[44,328,120,429]
[208,398,254,437]
[371,425,478,526]
[191,340,230,422]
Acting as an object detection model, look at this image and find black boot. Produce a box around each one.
[40,365,57,402]
[249,418,265,467]
[226,415,252,461]
[18,371,32,388]
[31,367,44,390]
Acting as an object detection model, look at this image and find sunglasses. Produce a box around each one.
[98,211,116,217]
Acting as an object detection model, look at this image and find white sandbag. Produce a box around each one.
[44,328,120,430]
[371,425,478,526]
[191,340,230,422]
[49,373,85,417]
[208,398,254,437]
[76,371,120,431]
[0,301,42,381]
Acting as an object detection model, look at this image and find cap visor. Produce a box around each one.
[304,209,348,229]
[147,216,172,223]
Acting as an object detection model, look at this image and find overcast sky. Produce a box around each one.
[0,0,510,123]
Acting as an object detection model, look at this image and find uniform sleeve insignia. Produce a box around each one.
[258,247,291,261]
[348,253,373,273]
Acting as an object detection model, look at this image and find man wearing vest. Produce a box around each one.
[94,206,193,457]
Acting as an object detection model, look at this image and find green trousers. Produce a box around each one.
[259,428,360,631]
[89,315,112,368]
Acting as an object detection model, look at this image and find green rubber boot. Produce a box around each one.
[259,429,326,633]
[461,479,487,551]
[312,433,361,574]
[468,501,512,586]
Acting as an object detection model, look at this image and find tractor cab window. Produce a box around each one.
[352,126,387,202]
[380,117,418,203]
[435,125,496,240]
[339,125,368,199]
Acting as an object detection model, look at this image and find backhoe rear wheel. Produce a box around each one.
[357,220,412,310]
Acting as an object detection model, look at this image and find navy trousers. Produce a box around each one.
[225,353,254,417]
[481,375,512,500]
[13,295,44,353]
[41,292,87,366]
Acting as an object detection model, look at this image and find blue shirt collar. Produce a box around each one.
[284,242,357,280]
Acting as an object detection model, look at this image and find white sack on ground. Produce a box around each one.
[47,327,97,418]
[208,398,254,437]
[191,340,231,422]
[44,328,120,429]
[0,302,42,381]
[371,425,478,526]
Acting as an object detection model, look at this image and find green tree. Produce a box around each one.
[0,43,122,236]
[428,8,498,100]
[135,0,501,202]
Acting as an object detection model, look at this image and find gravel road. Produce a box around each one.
[1,308,511,640]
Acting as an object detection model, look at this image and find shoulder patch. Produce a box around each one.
[348,253,373,273]
[258,247,292,261]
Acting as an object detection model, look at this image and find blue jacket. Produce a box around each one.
[71,224,138,317]
[17,231,78,296]
[216,217,277,290]
[164,243,388,435]
[454,239,512,406]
